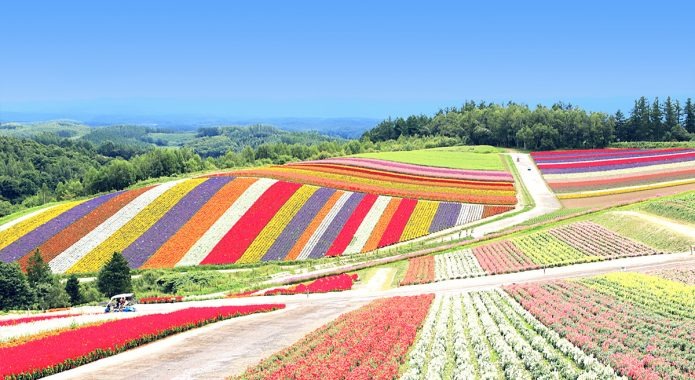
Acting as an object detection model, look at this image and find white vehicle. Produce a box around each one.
[104,293,137,313]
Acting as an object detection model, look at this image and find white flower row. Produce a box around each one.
[401,295,442,380]
[176,178,276,266]
[495,289,622,379]
[399,290,621,379]
[455,204,484,226]
[297,191,353,260]
[343,195,391,255]
[50,180,182,273]
[434,249,486,281]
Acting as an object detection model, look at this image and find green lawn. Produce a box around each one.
[351,146,506,171]
[591,211,695,252]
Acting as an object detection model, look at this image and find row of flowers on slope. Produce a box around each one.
[505,273,694,379]
[531,148,695,197]
[2,175,512,273]
[236,295,433,380]
[262,273,358,296]
[400,221,659,285]
[0,304,284,379]
[400,291,617,379]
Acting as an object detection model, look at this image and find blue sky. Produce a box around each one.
[1,0,693,120]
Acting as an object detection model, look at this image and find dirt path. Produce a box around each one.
[615,210,695,238]
[44,299,368,380]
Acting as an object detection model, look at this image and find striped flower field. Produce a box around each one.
[532,148,695,199]
[0,158,514,274]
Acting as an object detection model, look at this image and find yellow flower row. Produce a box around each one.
[588,272,694,313]
[236,185,319,264]
[400,200,438,241]
[557,178,695,199]
[68,179,204,273]
[0,201,84,251]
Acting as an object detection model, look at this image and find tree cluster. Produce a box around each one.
[363,97,695,150]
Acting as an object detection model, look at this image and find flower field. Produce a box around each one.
[262,273,358,296]
[532,148,695,199]
[400,255,435,285]
[237,295,433,380]
[400,291,617,379]
[0,158,514,274]
[0,304,284,379]
[401,221,660,285]
[225,157,517,205]
[506,273,695,379]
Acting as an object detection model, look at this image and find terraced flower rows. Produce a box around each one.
[0,160,514,274]
[400,291,617,379]
[532,148,695,199]
[506,273,695,379]
[226,156,516,205]
[400,221,659,284]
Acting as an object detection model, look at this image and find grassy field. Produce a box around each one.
[590,211,695,252]
[352,145,506,171]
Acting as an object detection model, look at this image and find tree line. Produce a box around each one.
[363,97,695,150]
[0,129,459,217]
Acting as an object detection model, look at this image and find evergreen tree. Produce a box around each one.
[614,110,629,141]
[97,252,132,298]
[25,249,69,310]
[663,96,678,130]
[65,275,82,305]
[26,249,52,287]
[649,97,663,140]
[0,262,34,310]
[685,98,695,133]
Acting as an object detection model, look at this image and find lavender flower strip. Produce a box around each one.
[0,192,121,263]
[261,187,335,262]
[307,192,365,259]
[429,202,462,234]
[122,177,233,268]
[540,155,695,174]
[534,149,694,164]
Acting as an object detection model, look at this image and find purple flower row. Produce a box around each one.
[122,177,233,268]
[533,149,694,164]
[0,192,121,263]
[307,192,365,259]
[261,187,335,262]
[540,155,695,174]
[428,202,461,234]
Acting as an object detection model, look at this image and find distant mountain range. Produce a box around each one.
[0,113,379,139]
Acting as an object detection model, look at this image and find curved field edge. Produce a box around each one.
[350,146,508,171]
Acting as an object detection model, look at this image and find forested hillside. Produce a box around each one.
[364,97,694,149]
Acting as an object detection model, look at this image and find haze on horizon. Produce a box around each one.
[1,0,693,122]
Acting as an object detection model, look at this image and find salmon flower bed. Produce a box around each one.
[236,295,433,380]
[531,148,695,199]
[0,304,284,379]
[400,255,435,285]
[262,273,358,296]
[138,295,184,304]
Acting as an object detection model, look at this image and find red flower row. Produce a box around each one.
[0,304,284,379]
[138,295,184,304]
[239,295,433,379]
[263,273,358,296]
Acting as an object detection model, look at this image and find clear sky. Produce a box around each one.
[1,0,693,120]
